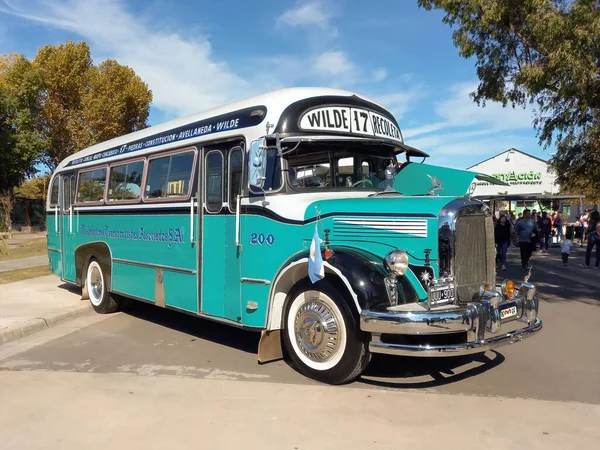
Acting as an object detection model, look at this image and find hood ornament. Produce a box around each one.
[524,265,532,283]
[427,174,443,195]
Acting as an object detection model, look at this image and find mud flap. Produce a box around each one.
[257,330,283,364]
[81,280,89,301]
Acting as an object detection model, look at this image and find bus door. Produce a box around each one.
[47,176,62,278]
[60,173,77,282]
[200,144,243,323]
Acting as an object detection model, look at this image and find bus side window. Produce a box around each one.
[49,177,60,206]
[108,160,144,201]
[205,151,223,213]
[145,150,195,200]
[228,148,243,212]
[77,168,106,204]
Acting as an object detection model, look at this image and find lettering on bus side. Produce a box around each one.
[79,225,185,248]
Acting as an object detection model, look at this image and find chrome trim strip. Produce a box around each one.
[112,258,196,275]
[240,277,271,285]
[369,318,542,357]
[48,247,61,253]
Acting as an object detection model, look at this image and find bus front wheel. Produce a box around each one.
[86,259,119,314]
[282,279,369,385]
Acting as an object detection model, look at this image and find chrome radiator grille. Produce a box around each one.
[454,214,496,302]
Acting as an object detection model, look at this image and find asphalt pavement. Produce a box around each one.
[0,244,598,448]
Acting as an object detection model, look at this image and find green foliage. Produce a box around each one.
[32,41,153,170]
[418,0,600,201]
[0,40,153,185]
[0,54,45,193]
[14,176,49,200]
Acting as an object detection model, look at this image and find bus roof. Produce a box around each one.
[55,87,417,172]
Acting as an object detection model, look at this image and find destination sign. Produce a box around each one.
[299,106,403,144]
[66,105,267,167]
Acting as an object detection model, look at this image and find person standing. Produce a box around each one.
[561,231,574,266]
[495,214,511,271]
[540,212,552,251]
[554,212,564,242]
[581,210,600,269]
[515,209,537,270]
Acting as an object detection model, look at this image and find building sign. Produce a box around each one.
[66,105,267,167]
[475,171,543,187]
[299,106,403,144]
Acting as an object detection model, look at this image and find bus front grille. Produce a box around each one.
[454,214,496,302]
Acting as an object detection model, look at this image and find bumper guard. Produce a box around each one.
[360,282,542,357]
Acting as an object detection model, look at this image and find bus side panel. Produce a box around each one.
[112,262,155,301]
[240,216,304,328]
[75,212,198,312]
[201,215,228,319]
[47,211,62,277]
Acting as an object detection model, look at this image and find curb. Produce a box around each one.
[0,302,91,346]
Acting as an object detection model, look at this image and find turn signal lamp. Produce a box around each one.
[502,280,515,298]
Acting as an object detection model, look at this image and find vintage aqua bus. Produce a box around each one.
[46,87,542,384]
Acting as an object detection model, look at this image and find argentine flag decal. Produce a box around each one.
[308,223,324,284]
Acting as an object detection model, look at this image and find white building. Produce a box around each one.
[467,148,559,197]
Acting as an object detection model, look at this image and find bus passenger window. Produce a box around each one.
[77,168,107,203]
[49,177,60,206]
[206,152,223,213]
[229,149,243,211]
[145,151,194,200]
[108,161,144,201]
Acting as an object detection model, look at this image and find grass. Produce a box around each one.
[0,266,51,284]
[0,237,47,262]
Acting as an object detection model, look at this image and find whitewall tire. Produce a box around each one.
[282,279,369,384]
[86,259,119,314]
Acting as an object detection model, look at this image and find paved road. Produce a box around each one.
[1,246,598,405]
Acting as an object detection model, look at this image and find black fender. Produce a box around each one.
[285,246,419,310]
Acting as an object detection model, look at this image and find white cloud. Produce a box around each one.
[312,51,356,78]
[375,86,426,119]
[435,82,533,131]
[0,0,262,117]
[371,68,387,83]
[278,0,335,30]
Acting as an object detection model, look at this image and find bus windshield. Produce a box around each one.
[284,144,398,190]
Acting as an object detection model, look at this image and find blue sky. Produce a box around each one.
[0,0,553,169]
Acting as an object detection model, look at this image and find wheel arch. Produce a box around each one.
[75,241,113,291]
[265,247,403,331]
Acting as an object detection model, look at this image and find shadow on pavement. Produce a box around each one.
[119,300,261,355]
[359,351,504,389]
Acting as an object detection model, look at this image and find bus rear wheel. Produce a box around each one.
[86,259,119,314]
[282,279,369,385]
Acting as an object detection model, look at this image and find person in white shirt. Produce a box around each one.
[561,231,573,266]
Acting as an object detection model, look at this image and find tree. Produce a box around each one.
[0,54,45,194]
[31,41,153,170]
[13,176,49,227]
[418,0,600,201]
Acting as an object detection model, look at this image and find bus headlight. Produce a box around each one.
[384,250,409,276]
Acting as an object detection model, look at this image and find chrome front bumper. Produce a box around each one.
[360,282,542,357]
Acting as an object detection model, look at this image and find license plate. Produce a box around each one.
[430,286,455,303]
[500,305,517,320]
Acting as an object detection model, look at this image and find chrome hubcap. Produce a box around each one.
[294,299,339,362]
[89,266,103,302]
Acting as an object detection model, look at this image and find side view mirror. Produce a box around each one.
[249,138,267,193]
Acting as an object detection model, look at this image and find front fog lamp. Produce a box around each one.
[384,250,409,276]
[502,280,515,298]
